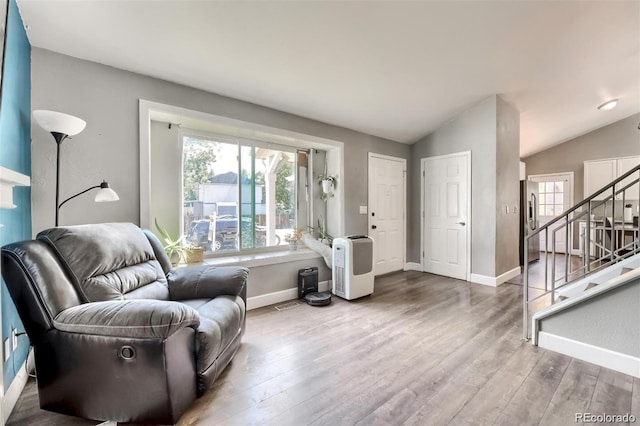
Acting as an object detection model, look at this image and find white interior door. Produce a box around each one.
[422,152,470,280]
[530,173,573,254]
[368,153,406,276]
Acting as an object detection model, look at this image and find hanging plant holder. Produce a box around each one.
[317,175,336,199]
[321,179,332,193]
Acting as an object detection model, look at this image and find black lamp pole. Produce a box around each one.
[52,131,69,227]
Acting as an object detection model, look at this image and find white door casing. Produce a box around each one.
[368,153,406,276]
[422,152,471,281]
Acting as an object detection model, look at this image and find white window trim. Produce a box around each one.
[139,99,345,243]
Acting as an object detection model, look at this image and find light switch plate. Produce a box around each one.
[4,338,10,361]
[359,206,368,214]
[12,329,17,350]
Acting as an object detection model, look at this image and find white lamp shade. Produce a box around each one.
[33,110,86,136]
[94,187,119,203]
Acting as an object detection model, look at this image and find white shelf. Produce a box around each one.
[0,166,31,209]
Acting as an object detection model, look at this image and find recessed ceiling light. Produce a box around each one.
[597,99,618,111]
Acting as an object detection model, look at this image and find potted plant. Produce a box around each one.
[317,174,336,194]
[185,244,204,263]
[285,228,304,250]
[306,218,333,246]
[155,218,188,265]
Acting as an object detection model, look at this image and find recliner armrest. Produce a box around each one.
[54,300,200,339]
[167,265,248,301]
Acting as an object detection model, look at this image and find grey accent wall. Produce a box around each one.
[409,96,498,277]
[495,97,520,276]
[31,48,410,237]
[539,279,640,357]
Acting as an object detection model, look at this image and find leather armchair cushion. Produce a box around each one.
[38,223,170,302]
[168,265,248,301]
[54,300,200,339]
[181,296,245,375]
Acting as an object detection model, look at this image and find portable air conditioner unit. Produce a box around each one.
[332,235,374,300]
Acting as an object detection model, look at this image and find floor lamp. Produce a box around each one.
[33,110,119,226]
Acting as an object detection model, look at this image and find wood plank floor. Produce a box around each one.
[7,271,638,426]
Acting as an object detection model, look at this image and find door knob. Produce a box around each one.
[457,221,466,226]
[372,225,377,229]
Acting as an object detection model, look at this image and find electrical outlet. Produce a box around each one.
[12,329,18,351]
[4,338,10,362]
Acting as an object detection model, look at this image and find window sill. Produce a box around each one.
[199,247,321,268]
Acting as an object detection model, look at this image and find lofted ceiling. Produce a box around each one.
[17,1,640,157]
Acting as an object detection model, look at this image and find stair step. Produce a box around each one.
[620,267,634,275]
[584,282,599,291]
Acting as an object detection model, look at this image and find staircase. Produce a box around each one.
[522,164,640,377]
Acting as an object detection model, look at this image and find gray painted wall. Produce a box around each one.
[539,279,640,357]
[495,97,520,276]
[31,48,410,237]
[409,96,499,277]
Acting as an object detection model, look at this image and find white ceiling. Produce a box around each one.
[17,1,640,157]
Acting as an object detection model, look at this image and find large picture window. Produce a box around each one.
[182,134,296,254]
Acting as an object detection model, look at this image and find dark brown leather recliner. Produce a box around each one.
[1,222,248,424]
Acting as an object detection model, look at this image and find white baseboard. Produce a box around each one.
[3,357,29,423]
[247,280,331,310]
[404,262,422,272]
[538,332,640,378]
[470,266,521,287]
[247,288,298,310]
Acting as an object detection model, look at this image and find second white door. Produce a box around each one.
[368,154,406,276]
[422,152,470,280]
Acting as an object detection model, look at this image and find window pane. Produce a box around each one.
[555,193,563,205]
[538,182,545,194]
[183,137,239,254]
[539,206,545,216]
[555,204,563,215]
[554,181,564,193]
[546,194,554,205]
[546,182,554,192]
[546,205,554,216]
[239,146,295,250]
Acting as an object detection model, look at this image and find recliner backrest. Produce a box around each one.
[38,223,170,302]
[1,240,83,338]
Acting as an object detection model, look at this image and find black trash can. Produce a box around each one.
[298,267,318,298]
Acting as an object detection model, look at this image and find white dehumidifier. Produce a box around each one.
[332,235,374,300]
